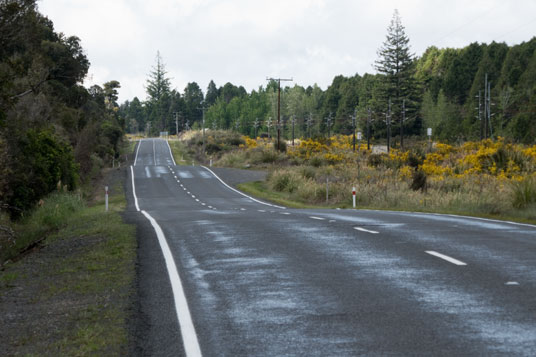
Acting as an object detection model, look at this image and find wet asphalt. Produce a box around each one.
[127,138,536,356]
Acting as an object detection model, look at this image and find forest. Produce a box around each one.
[0,0,125,216]
[121,34,536,146]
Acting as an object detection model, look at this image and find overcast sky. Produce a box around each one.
[39,0,536,103]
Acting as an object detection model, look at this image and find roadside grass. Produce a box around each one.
[238,181,348,210]
[240,176,536,224]
[168,139,193,165]
[0,175,136,355]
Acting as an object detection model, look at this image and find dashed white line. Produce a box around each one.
[195,199,200,202]
[280,212,291,215]
[425,251,467,266]
[310,216,325,221]
[258,210,266,213]
[505,281,520,286]
[354,227,380,234]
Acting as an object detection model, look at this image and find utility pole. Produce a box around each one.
[173,112,179,136]
[291,115,296,146]
[266,117,273,138]
[367,107,372,151]
[325,112,333,142]
[254,118,260,138]
[477,90,483,140]
[487,77,493,139]
[306,113,313,138]
[401,99,406,150]
[351,109,357,152]
[386,99,392,153]
[266,77,293,151]
[484,73,488,140]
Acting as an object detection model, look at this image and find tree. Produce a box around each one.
[205,80,218,106]
[145,51,172,132]
[183,82,204,126]
[375,9,419,148]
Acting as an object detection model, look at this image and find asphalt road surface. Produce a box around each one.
[128,138,536,356]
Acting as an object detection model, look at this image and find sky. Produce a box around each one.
[38,0,536,103]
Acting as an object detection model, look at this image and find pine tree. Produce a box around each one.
[375,9,419,148]
[145,51,171,132]
[146,51,171,102]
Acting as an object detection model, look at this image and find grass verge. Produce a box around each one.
[168,139,193,165]
[0,170,136,355]
[239,180,536,225]
[238,181,347,210]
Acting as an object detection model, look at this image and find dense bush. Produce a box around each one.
[6,130,79,216]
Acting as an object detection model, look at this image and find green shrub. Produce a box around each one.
[300,166,317,180]
[411,170,427,192]
[367,153,386,167]
[269,170,303,193]
[511,178,536,209]
[7,130,79,217]
[273,140,287,153]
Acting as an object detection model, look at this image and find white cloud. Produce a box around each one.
[38,0,536,102]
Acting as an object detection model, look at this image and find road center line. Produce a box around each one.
[141,210,202,357]
[354,227,380,234]
[425,251,467,266]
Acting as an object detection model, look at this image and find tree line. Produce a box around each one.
[0,0,124,217]
[121,10,536,147]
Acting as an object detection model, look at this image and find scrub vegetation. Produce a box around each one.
[175,130,536,224]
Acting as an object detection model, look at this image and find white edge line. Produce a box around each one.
[201,165,286,209]
[130,166,140,212]
[134,139,142,166]
[360,208,536,229]
[141,210,202,357]
[425,251,467,266]
[166,139,177,166]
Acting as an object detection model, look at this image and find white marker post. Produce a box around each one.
[357,132,362,152]
[105,186,109,212]
[352,186,356,208]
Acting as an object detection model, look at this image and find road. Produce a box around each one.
[128,138,536,356]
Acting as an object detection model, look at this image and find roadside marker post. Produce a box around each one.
[352,186,356,208]
[105,186,109,212]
